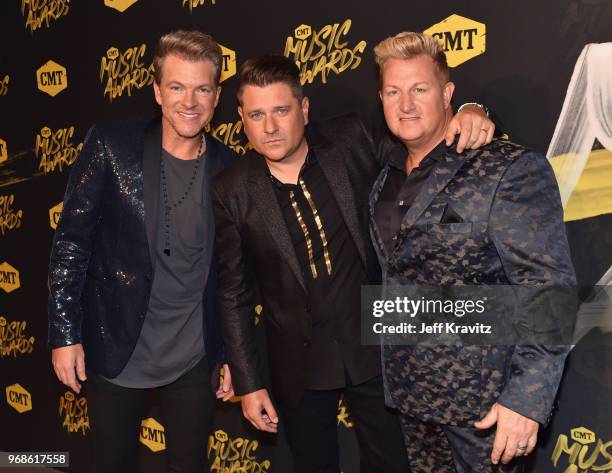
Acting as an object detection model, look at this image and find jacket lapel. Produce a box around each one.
[314,133,368,268]
[142,117,162,268]
[398,149,476,230]
[248,155,307,292]
[369,165,391,262]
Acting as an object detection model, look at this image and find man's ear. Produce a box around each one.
[443,81,455,109]
[237,106,244,121]
[214,85,222,108]
[301,96,310,125]
[153,81,162,106]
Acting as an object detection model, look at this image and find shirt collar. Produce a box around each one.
[388,139,446,172]
[266,149,317,190]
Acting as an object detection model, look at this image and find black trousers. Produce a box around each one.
[86,357,214,473]
[281,375,410,473]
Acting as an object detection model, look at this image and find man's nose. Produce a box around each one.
[264,115,278,134]
[399,93,414,113]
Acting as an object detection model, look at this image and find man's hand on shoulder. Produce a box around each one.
[241,388,279,433]
[446,104,495,153]
[475,402,539,465]
[51,344,86,394]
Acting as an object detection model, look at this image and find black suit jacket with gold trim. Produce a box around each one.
[211,114,384,407]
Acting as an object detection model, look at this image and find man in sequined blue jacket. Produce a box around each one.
[47,31,236,473]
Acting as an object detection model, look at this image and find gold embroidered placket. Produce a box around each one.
[295,177,332,278]
[289,190,318,278]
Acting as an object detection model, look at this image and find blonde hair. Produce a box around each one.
[153,30,222,85]
[374,31,449,83]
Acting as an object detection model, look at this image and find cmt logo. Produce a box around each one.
[6,384,32,413]
[49,202,63,230]
[219,44,236,83]
[0,262,20,294]
[424,14,486,67]
[104,0,138,12]
[571,427,597,444]
[294,24,311,40]
[0,138,7,164]
[36,60,68,96]
[140,417,166,452]
[552,427,612,472]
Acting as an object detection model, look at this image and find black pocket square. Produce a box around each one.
[440,205,464,224]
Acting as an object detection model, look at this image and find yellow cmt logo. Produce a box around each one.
[6,384,32,413]
[140,417,166,452]
[214,430,228,442]
[0,138,7,164]
[424,14,486,67]
[106,47,120,61]
[104,0,138,12]
[49,202,63,230]
[36,60,68,96]
[219,44,236,83]
[294,24,312,40]
[0,262,20,294]
[570,427,596,445]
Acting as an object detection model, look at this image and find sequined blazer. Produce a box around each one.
[47,117,236,380]
[370,138,577,426]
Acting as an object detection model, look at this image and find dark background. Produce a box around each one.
[1,1,610,471]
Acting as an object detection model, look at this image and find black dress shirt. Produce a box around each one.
[375,140,446,254]
[267,151,366,389]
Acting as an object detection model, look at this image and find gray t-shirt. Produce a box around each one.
[107,148,208,388]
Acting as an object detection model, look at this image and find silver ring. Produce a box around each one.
[517,446,527,451]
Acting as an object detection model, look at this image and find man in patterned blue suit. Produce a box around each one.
[369,32,577,472]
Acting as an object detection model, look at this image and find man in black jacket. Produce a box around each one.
[48,30,235,473]
[211,54,494,473]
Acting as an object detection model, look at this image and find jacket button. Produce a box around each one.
[303,341,309,348]
[145,274,152,282]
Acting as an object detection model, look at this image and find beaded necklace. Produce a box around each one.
[160,134,204,256]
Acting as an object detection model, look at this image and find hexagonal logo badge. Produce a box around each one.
[424,14,486,67]
[6,384,32,414]
[49,202,63,230]
[0,138,7,164]
[571,427,596,445]
[294,24,312,40]
[140,417,166,452]
[36,60,68,97]
[218,44,236,83]
[214,430,228,442]
[106,47,120,61]
[104,0,138,13]
[0,262,20,293]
